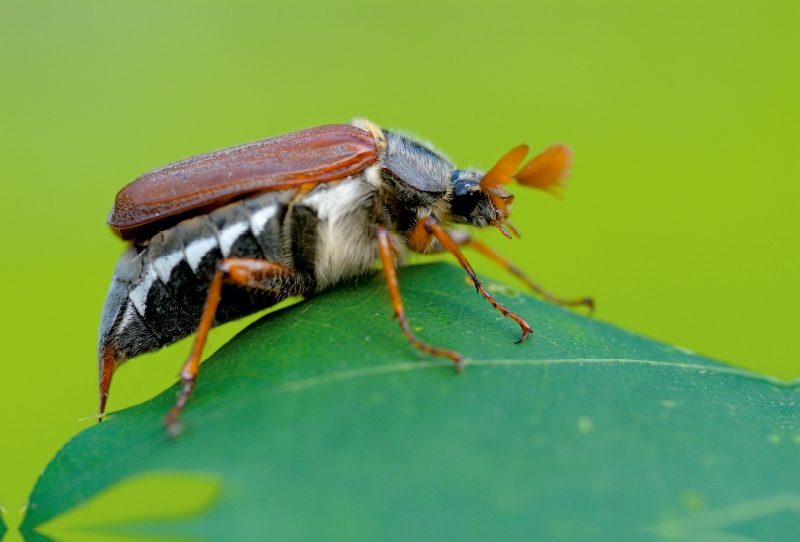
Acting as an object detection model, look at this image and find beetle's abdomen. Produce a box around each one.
[99,190,313,364]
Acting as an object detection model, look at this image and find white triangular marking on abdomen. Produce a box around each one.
[249,205,277,236]
[117,302,139,333]
[217,222,249,257]
[152,251,184,284]
[129,266,157,316]
[184,237,218,272]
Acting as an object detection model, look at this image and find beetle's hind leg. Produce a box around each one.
[427,230,594,313]
[415,217,533,343]
[164,259,309,436]
[376,226,464,372]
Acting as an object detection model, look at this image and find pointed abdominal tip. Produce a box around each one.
[513,143,572,196]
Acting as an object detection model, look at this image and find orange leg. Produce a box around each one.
[164,258,306,435]
[423,230,593,312]
[376,226,464,371]
[416,217,533,343]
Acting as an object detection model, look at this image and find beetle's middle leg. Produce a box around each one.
[164,258,308,434]
[423,230,594,312]
[412,217,533,343]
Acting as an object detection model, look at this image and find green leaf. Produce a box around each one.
[21,263,800,541]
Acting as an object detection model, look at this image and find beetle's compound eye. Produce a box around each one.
[450,171,482,216]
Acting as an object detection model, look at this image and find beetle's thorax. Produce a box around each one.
[377,129,498,247]
[374,131,445,231]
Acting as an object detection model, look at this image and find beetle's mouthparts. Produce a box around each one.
[490,219,513,239]
[504,220,521,238]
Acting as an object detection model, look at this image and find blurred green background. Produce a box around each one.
[1,0,797,533]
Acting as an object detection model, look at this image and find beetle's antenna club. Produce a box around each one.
[479,143,574,213]
[513,143,572,198]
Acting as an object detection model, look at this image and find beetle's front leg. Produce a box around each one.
[375,226,464,371]
[164,258,308,436]
[412,217,533,343]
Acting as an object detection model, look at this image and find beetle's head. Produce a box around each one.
[448,169,498,227]
[449,143,573,237]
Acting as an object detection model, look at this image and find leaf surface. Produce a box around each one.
[22,263,800,541]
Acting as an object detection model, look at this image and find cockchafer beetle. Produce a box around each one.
[99,119,592,433]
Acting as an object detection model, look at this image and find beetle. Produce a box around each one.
[98,119,592,433]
